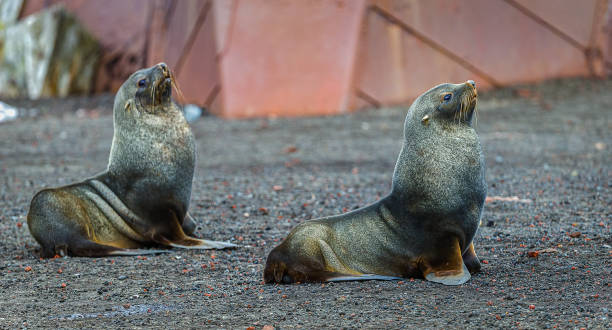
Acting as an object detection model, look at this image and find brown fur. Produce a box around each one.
[264,81,485,285]
[27,63,236,257]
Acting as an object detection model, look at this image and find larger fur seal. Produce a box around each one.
[264,81,485,285]
[27,63,236,257]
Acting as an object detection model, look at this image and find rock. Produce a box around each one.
[0,4,100,99]
[183,104,202,123]
[0,101,18,123]
[0,0,22,27]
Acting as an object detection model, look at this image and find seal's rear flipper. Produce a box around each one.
[168,239,238,250]
[109,249,171,256]
[327,274,403,282]
[60,238,170,257]
[425,263,471,285]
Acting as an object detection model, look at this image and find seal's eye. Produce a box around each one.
[137,79,146,88]
[443,93,452,101]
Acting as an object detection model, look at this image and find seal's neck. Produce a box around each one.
[388,123,483,215]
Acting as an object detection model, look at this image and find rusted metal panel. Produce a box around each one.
[19,0,612,117]
[161,0,209,69]
[372,0,590,85]
[216,0,367,118]
[606,1,612,74]
[147,0,171,67]
[351,9,493,108]
[146,0,219,107]
[212,0,236,54]
[513,0,600,47]
[172,1,220,109]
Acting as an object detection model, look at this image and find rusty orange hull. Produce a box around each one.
[21,0,611,118]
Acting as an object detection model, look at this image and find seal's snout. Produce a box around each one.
[153,63,172,91]
[137,63,174,108]
[465,80,477,99]
[465,80,477,96]
[448,80,478,124]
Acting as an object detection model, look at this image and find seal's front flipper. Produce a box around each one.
[462,242,481,273]
[328,274,403,282]
[181,213,197,236]
[169,239,238,250]
[422,236,471,285]
[425,263,471,285]
[153,214,238,250]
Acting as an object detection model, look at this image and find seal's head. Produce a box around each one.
[114,62,175,115]
[411,80,478,129]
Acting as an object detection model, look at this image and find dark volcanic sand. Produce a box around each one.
[0,78,610,328]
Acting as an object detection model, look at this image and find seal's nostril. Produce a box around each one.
[467,80,476,88]
[158,63,169,77]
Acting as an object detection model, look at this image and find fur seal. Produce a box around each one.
[264,81,485,285]
[27,63,236,257]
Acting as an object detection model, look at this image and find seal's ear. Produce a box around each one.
[421,115,430,126]
[124,100,139,116]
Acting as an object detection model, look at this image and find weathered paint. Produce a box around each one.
[19,0,611,117]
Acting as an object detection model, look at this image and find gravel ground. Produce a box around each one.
[0,78,610,328]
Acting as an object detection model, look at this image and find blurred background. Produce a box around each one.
[0,0,610,119]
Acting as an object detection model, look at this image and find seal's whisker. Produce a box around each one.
[459,96,464,123]
[461,93,468,123]
[151,85,154,107]
[473,100,479,127]
[464,92,470,121]
[465,93,470,121]
[454,107,459,124]
[151,83,156,110]
[170,70,185,103]
[460,96,464,122]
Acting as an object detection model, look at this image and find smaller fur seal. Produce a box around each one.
[27,63,236,257]
[264,81,485,285]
